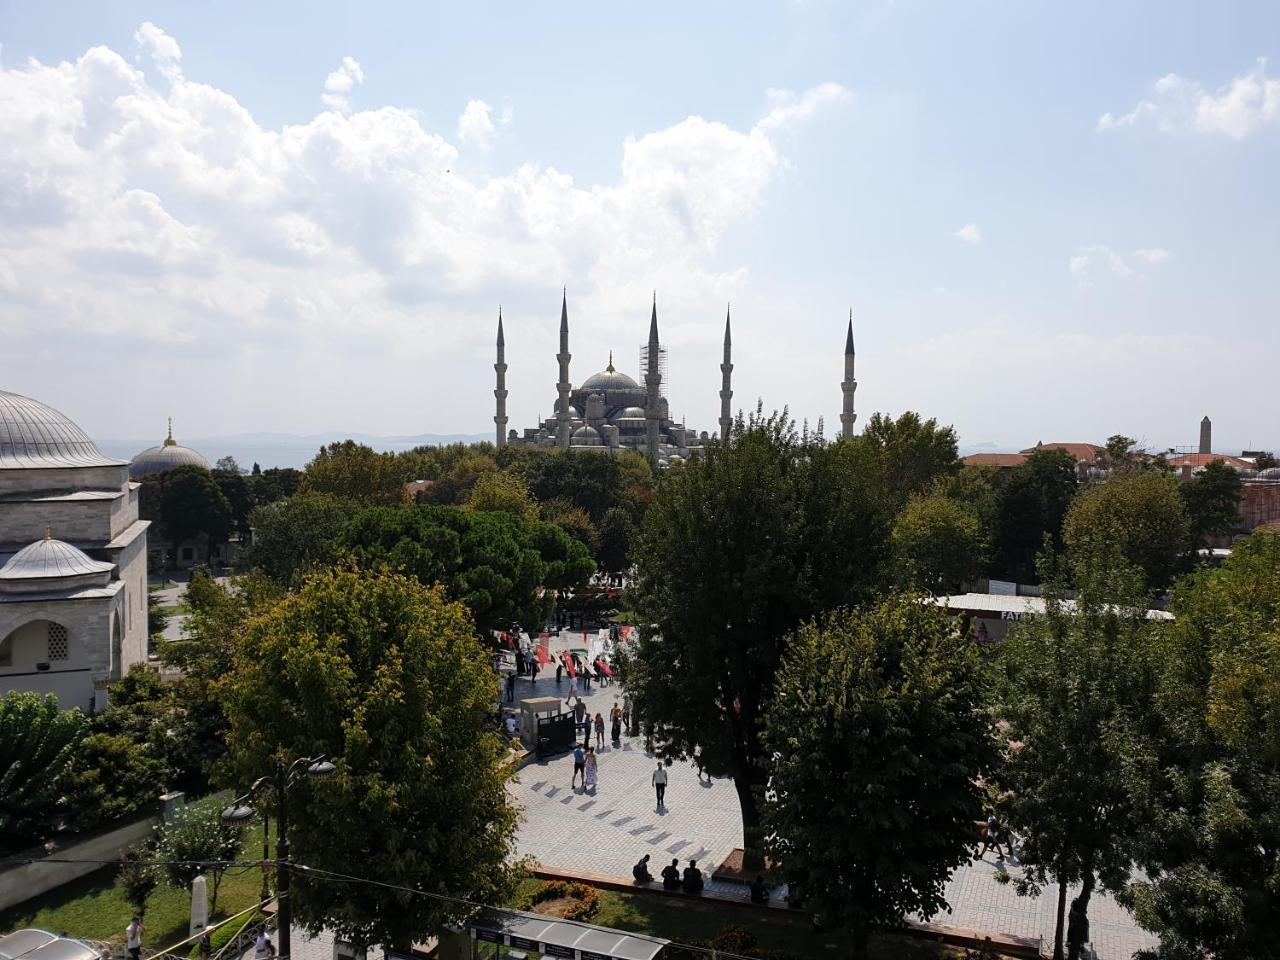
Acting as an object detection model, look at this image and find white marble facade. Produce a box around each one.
[0,391,149,712]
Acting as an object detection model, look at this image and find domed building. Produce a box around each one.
[0,390,150,711]
[130,420,210,478]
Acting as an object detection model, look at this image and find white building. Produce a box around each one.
[0,391,150,711]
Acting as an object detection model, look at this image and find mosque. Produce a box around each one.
[494,294,858,467]
[0,391,150,711]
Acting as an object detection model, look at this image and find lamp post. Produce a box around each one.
[223,756,337,960]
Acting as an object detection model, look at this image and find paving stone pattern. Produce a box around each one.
[506,671,1158,959]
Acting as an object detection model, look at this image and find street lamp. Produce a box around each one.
[223,755,336,959]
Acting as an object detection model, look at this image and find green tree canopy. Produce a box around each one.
[891,493,984,593]
[213,468,254,539]
[0,692,87,853]
[250,467,302,505]
[597,506,636,573]
[154,795,242,911]
[1126,531,1280,959]
[340,503,593,634]
[628,409,895,865]
[1064,469,1190,591]
[1180,460,1242,546]
[763,596,997,960]
[463,470,539,522]
[990,448,1078,583]
[243,493,359,584]
[860,411,959,501]
[995,559,1160,960]
[160,465,233,557]
[522,451,625,524]
[300,440,408,506]
[220,566,519,948]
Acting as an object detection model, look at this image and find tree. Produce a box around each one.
[220,566,519,948]
[154,795,242,912]
[118,846,159,917]
[213,468,254,539]
[147,591,169,637]
[0,692,88,853]
[340,504,593,634]
[160,465,233,564]
[540,498,599,554]
[524,452,624,524]
[597,506,636,573]
[1180,460,1242,546]
[215,456,244,474]
[463,471,538,522]
[1125,531,1280,959]
[629,409,895,867]
[250,467,302,506]
[763,597,997,960]
[891,494,984,593]
[300,440,408,506]
[426,452,499,505]
[995,559,1159,960]
[66,731,166,831]
[243,494,358,584]
[1253,451,1278,471]
[1064,469,1190,592]
[859,411,959,501]
[990,448,1078,583]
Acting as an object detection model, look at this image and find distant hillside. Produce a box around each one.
[98,431,491,471]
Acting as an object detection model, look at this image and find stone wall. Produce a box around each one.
[0,813,157,912]
[0,494,120,549]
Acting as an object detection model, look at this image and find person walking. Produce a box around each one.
[593,712,605,749]
[584,746,599,793]
[571,742,586,789]
[567,694,587,737]
[652,761,668,810]
[125,917,144,960]
[504,672,516,703]
[977,815,1007,861]
[609,701,622,743]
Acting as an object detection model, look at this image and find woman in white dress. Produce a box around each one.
[584,746,599,792]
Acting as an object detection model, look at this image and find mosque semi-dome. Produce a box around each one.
[0,390,124,469]
[130,422,211,479]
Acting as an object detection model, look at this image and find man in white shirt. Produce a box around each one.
[125,917,144,960]
[652,761,668,810]
[253,932,276,959]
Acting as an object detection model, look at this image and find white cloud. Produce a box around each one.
[953,223,981,245]
[755,82,850,134]
[0,29,847,431]
[134,22,182,82]
[457,98,511,151]
[1099,58,1279,139]
[321,56,364,113]
[1070,245,1170,280]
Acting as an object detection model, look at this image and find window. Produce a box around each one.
[47,622,69,661]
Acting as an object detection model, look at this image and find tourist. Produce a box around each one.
[609,701,622,743]
[198,932,211,960]
[505,672,516,703]
[750,875,770,904]
[652,760,668,810]
[515,648,525,676]
[661,858,681,890]
[682,860,704,895]
[253,932,276,959]
[556,661,563,684]
[567,694,587,735]
[594,711,605,749]
[571,742,586,789]
[584,746,598,792]
[977,815,1007,861]
[632,854,654,884]
[504,713,518,738]
[125,916,144,960]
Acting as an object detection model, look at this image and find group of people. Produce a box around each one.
[632,854,704,894]
[557,650,615,694]
[565,694,628,748]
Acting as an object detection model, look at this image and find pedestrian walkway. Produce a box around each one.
[508,690,1159,960]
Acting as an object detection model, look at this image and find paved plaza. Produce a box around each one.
[506,669,1158,960]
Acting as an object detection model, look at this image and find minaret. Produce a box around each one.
[556,289,572,451]
[719,304,733,441]
[1199,416,1212,455]
[493,308,508,449]
[644,294,662,464]
[840,310,857,439]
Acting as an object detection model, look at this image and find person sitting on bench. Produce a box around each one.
[750,874,770,904]
[681,859,704,895]
[661,858,681,890]
[632,854,654,884]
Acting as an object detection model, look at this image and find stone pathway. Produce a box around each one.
[507,671,1158,959]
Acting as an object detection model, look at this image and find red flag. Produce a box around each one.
[536,641,551,666]
[599,661,614,678]
[560,652,576,678]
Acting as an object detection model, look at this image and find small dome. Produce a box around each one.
[617,406,647,419]
[130,422,210,478]
[570,425,603,446]
[0,536,114,581]
[0,390,123,469]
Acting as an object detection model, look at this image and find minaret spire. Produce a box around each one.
[719,304,733,441]
[494,307,508,449]
[840,309,858,439]
[556,289,573,451]
[644,294,663,464]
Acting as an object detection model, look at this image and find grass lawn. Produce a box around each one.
[0,823,269,955]
[511,880,967,959]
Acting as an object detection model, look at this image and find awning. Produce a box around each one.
[468,908,667,960]
[0,930,58,960]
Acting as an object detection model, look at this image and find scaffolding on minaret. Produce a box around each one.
[638,343,668,399]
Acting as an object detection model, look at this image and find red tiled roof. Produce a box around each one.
[1018,442,1105,461]
[1167,453,1252,471]
[962,453,1028,468]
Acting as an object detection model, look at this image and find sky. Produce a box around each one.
[1,1,1278,454]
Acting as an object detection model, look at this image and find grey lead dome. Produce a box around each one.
[130,422,211,478]
[0,390,125,469]
[0,536,115,580]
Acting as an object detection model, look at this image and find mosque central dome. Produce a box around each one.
[0,390,123,469]
[580,358,640,393]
